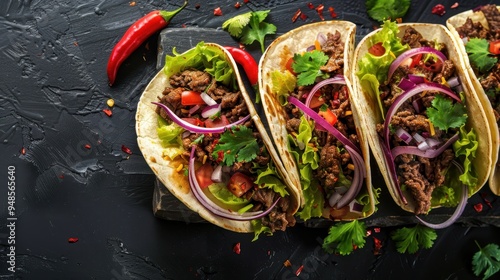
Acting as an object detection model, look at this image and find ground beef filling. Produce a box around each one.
[157,69,296,232]
[376,27,460,214]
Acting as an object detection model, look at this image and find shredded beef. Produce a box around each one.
[481,4,500,33]
[252,189,296,232]
[320,31,344,73]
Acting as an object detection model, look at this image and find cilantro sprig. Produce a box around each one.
[426,94,467,131]
[292,50,329,86]
[222,10,276,53]
[322,220,367,255]
[472,241,500,280]
[466,38,498,73]
[365,0,410,22]
[391,224,437,254]
[212,125,259,166]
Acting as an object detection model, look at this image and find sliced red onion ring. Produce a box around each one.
[211,165,223,182]
[200,92,217,106]
[391,133,459,161]
[316,32,327,46]
[188,146,280,221]
[415,160,468,229]
[447,76,460,88]
[201,104,221,119]
[398,78,416,91]
[379,135,407,205]
[395,127,412,144]
[408,74,425,84]
[153,102,250,134]
[387,47,447,82]
[189,104,200,116]
[304,75,346,108]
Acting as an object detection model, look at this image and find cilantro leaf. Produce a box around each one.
[292,50,329,86]
[322,220,367,255]
[221,11,252,37]
[466,38,498,73]
[426,94,467,131]
[391,224,437,254]
[472,241,500,280]
[366,0,410,22]
[212,125,259,166]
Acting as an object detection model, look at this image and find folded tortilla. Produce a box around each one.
[136,43,300,233]
[259,21,376,220]
[351,23,493,213]
[446,6,500,195]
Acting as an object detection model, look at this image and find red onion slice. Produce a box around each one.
[379,135,407,205]
[415,160,468,229]
[387,47,447,82]
[391,133,459,160]
[395,127,412,144]
[304,75,346,108]
[200,92,217,106]
[201,104,221,119]
[189,104,200,116]
[153,102,250,134]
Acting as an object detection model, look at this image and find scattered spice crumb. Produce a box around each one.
[366,229,372,236]
[20,147,26,155]
[234,2,241,9]
[233,242,241,254]
[129,1,136,7]
[214,7,223,16]
[328,7,337,18]
[84,144,91,149]
[121,145,132,155]
[374,227,381,233]
[396,17,403,23]
[295,265,304,276]
[244,0,249,3]
[450,2,459,9]
[107,98,115,107]
[195,4,201,9]
[300,13,307,21]
[73,41,78,46]
[103,108,112,117]
[373,237,383,255]
[474,203,483,213]
[316,4,325,21]
[308,2,314,9]
[431,4,446,16]
[283,259,292,267]
[68,237,79,243]
[481,192,494,209]
[182,24,187,28]
[292,9,302,23]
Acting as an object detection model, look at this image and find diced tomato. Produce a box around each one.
[181,91,206,106]
[285,57,296,75]
[409,53,422,68]
[195,162,214,189]
[204,115,229,128]
[318,109,337,125]
[308,93,325,108]
[489,40,500,55]
[368,42,385,56]
[182,117,204,127]
[214,7,223,16]
[227,172,254,197]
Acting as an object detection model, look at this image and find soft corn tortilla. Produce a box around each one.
[351,23,493,213]
[259,21,376,220]
[136,43,300,233]
[447,7,500,195]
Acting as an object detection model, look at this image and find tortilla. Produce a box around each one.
[351,23,493,213]
[259,21,376,220]
[446,6,500,195]
[136,43,300,233]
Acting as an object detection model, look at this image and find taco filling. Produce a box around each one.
[154,42,296,234]
[357,21,478,215]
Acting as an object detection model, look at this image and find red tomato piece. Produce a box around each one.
[409,53,422,68]
[489,40,500,55]
[204,115,229,128]
[195,162,214,189]
[285,57,296,75]
[182,117,204,127]
[181,91,206,106]
[368,42,385,56]
[318,109,337,125]
[214,7,223,16]
[308,94,325,108]
[423,59,443,73]
[227,172,254,197]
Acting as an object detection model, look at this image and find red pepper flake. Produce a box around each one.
[431,4,446,16]
[182,24,187,28]
[480,192,494,209]
[373,227,381,233]
[328,7,337,18]
[450,2,459,9]
[59,174,64,179]
[396,18,403,23]
[307,2,314,9]
[234,2,241,9]
[20,147,26,155]
[295,265,304,276]
[233,242,241,254]
[68,237,79,243]
[316,4,325,21]
[195,4,201,9]
[129,1,136,7]
[103,108,112,117]
[292,9,302,23]
[373,237,383,255]
[243,0,249,3]
[214,7,223,16]
[283,259,292,267]
[84,144,91,150]
[473,203,483,213]
[366,229,372,236]
[300,13,308,21]
[121,145,132,155]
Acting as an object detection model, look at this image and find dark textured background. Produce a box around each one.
[1,0,500,279]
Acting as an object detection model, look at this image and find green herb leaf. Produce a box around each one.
[472,241,500,280]
[466,38,498,73]
[426,94,467,131]
[271,70,296,105]
[391,224,437,254]
[221,11,252,37]
[366,0,410,22]
[322,220,367,255]
[212,125,259,166]
[292,50,329,86]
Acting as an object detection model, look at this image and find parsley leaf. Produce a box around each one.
[426,94,467,131]
[466,38,498,73]
[212,125,259,166]
[472,241,500,280]
[292,50,329,86]
[391,224,437,254]
[365,0,410,22]
[322,220,367,255]
[222,10,276,53]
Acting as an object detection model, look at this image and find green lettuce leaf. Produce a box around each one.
[254,163,289,197]
[453,124,478,188]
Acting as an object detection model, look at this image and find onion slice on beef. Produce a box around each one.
[153,102,250,134]
[415,160,468,229]
[387,47,447,82]
[188,145,280,221]
[201,104,221,119]
[380,135,407,205]
[391,133,459,159]
[304,75,346,108]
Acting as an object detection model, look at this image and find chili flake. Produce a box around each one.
[244,0,249,3]
[431,4,446,16]
[234,2,241,9]
[366,229,372,236]
[103,108,112,117]
[233,242,241,254]
[129,2,136,7]
[328,7,337,18]
[84,144,91,150]
[295,265,304,276]
[20,147,26,155]
[316,4,325,21]
[283,259,292,267]
[373,227,381,233]
[450,2,459,9]
[195,4,201,9]
[121,145,132,155]
[473,203,483,213]
[300,13,308,21]
[292,9,302,23]
[307,2,314,9]
[373,237,383,255]
[481,192,494,209]
[68,237,79,243]
[214,7,223,16]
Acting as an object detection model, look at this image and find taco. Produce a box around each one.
[352,21,493,228]
[259,21,377,222]
[446,4,500,195]
[136,42,300,235]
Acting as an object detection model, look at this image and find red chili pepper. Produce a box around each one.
[68,237,79,243]
[224,46,258,87]
[107,1,188,86]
